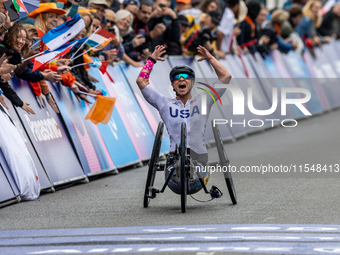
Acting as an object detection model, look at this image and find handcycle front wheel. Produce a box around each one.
[143,122,164,208]
[180,122,187,213]
[212,121,237,205]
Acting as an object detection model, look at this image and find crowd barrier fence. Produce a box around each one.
[1,41,340,207]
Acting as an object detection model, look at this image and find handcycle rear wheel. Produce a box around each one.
[212,121,237,205]
[180,122,187,213]
[143,122,164,208]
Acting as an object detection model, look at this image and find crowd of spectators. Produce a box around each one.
[0,0,339,116]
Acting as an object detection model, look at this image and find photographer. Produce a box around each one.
[148,0,181,54]
[183,10,221,56]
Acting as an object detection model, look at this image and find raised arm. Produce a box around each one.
[136,45,166,90]
[197,45,231,84]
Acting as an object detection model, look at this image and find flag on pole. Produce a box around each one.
[41,14,85,51]
[90,38,112,51]
[13,0,28,13]
[87,29,115,47]
[85,96,116,125]
[99,61,108,74]
[32,42,76,71]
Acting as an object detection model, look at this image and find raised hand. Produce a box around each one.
[23,47,40,60]
[56,59,72,66]
[74,81,89,93]
[42,69,62,83]
[150,45,166,62]
[132,34,146,48]
[57,65,72,74]
[0,59,15,75]
[0,53,10,67]
[197,45,213,62]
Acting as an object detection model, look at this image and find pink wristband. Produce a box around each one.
[142,59,154,72]
[139,71,150,79]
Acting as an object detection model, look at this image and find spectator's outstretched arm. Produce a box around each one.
[196,45,231,84]
[0,82,23,107]
[136,45,166,90]
[122,54,143,68]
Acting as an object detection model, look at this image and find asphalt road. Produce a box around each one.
[1,109,340,255]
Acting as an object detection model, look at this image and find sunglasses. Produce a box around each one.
[107,20,116,25]
[172,73,191,82]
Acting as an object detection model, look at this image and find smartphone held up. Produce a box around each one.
[4,0,20,21]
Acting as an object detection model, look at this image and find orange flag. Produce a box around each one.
[85,96,116,125]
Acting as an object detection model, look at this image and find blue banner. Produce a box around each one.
[47,81,114,175]
[280,51,323,115]
[119,63,170,154]
[87,67,140,167]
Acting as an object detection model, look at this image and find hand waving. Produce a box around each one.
[197,45,213,62]
[150,45,166,62]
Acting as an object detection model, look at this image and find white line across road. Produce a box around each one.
[2,224,340,254]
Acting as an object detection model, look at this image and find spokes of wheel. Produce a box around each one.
[144,122,164,208]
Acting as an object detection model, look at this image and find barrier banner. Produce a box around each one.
[305,49,340,108]
[9,78,86,185]
[0,149,19,205]
[322,43,340,77]
[194,56,234,142]
[322,43,340,106]
[48,81,116,175]
[245,53,285,124]
[264,54,303,119]
[98,66,154,161]
[217,56,273,137]
[280,51,324,115]
[232,54,280,123]
[119,63,170,155]
[87,67,141,167]
[5,98,52,189]
[240,53,282,122]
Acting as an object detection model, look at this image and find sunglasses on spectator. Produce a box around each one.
[172,74,191,82]
[107,20,116,25]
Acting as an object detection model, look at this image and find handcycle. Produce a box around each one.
[143,121,237,213]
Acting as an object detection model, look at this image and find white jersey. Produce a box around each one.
[141,80,226,154]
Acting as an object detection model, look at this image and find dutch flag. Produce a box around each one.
[87,29,115,47]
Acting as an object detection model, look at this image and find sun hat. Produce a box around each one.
[28,3,67,19]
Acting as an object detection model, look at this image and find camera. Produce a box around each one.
[185,26,215,52]
[108,27,116,35]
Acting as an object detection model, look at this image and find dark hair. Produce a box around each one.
[4,22,29,56]
[227,0,239,8]
[140,0,152,8]
[289,4,303,18]
[59,14,67,22]
[198,0,221,13]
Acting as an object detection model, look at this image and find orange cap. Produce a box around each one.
[177,0,191,4]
